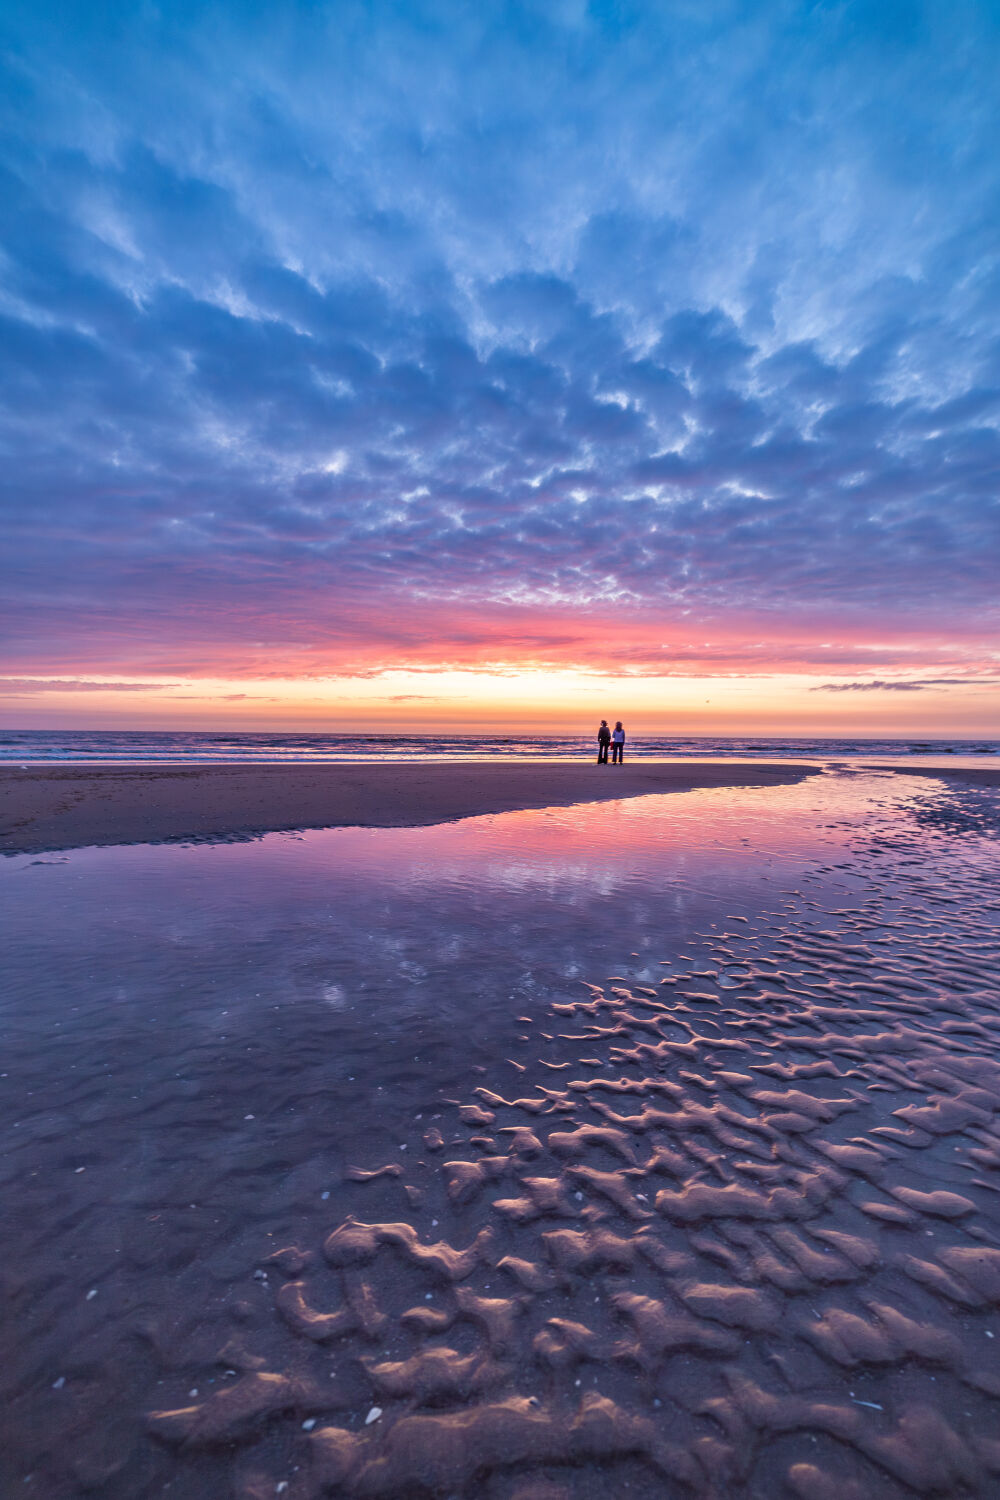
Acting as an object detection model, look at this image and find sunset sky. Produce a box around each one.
[2,1,998,735]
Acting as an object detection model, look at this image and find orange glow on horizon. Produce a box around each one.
[1,666,997,738]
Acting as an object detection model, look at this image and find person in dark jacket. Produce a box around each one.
[611,722,625,763]
[597,720,611,764]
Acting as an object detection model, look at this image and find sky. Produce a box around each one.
[1,0,998,735]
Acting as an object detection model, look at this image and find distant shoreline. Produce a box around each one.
[1,760,824,856]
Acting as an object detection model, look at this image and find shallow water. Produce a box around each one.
[2,770,1000,1498]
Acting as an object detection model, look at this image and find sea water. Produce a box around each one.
[1,727,998,763]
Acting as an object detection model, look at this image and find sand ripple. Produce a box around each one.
[139,779,1000,1497]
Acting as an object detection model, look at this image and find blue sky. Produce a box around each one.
[1,1,998,726]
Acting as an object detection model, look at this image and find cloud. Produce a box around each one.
[0,2,998,684]
[811,679,998,693]
[0,678,180,693]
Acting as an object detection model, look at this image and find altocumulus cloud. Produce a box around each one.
[1,0,998,679]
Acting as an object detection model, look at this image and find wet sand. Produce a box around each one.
[200,781,1000,1500]
[0,759,819,855]
[877,765,1000,790]
[3,770,1000,1497]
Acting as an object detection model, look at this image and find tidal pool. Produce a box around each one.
[2,769,999,1498]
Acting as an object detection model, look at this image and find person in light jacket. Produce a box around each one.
[611,722,625,764]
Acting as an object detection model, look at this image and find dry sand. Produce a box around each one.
[0,759,822,855]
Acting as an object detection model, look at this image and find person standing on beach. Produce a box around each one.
[597,720,611,764]
[611,722,625,763]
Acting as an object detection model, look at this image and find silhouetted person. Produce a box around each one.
[597,720,611,764]
[611,722,625,763]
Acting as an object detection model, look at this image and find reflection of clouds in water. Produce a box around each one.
[469,858,630,898]
[396,962,429,984]
[294,782,843,897]
[0,773,954,1057]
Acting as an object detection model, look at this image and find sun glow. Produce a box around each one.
[2,669,997,737]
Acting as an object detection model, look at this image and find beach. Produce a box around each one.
[2,758,997,857]
[0,759,822,855]
[4,765,1000,1497]
[6,0,998,1493]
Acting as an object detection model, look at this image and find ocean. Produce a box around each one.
[2,728,998,762]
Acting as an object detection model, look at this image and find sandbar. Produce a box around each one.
[1,760,820,856]
[876,764,1000,789]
